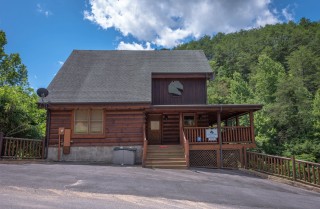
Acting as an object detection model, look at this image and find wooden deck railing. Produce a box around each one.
[295,158,320,186]
[184,126,252,144]
[184,127,213,143]
[247,151,320,187]
[1,136,44,159]
[182,130,190,168]
[221,126,252,143]
[142,124,148,167]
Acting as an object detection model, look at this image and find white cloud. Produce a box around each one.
[58,61,64,66]
[37,4,52,17]
[282,7,294,21]
[116,41,153,50]
[84,0,290,48]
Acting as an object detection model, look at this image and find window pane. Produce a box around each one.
[184,115,195,126]
[75,122,88,133]
[75,110,88,121]
[90,122,102,133]
[91,110,103,121]
[150,121,160,130]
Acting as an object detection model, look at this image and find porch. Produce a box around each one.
[143,104,262,169]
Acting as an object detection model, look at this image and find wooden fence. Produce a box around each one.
[0,133,44,159]
[247,151,320,187]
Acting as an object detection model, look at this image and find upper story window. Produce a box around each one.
[168,80,183,96]
[74,109,103,134]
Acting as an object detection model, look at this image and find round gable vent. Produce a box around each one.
[168,80,183,96]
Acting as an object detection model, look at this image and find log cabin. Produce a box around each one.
[44,50,262,169]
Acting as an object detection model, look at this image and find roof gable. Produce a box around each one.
[45,50,212,103]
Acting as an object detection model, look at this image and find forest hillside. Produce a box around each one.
[176,18,320,162]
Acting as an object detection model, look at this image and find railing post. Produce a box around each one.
[0,132,3,157]
[249,111,255,143]
[41,139,45,159]
[216,149,221,168]
[292,155,296,181]
[244,148,247,169]
[236,116,239,126]
[142,124,147,167]
[217,111,222,168]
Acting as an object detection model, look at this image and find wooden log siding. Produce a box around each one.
[184,126,252,144]
[162,113,180,144]
[49,110,145,146]
[197,113,209,127]
[105,111,144,145]
[49,111,72,145]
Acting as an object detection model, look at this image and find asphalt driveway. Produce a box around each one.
[0,163,319,209]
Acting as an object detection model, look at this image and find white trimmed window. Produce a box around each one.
[74,109,103,134]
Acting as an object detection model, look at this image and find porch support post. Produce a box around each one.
[179,112,183,145]
[236,116,239,126]
[217,111,222,168]
[249,111,255,143]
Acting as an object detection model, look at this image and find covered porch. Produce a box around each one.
[143,104,262,169]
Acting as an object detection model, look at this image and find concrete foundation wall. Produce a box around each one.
[47,146,142,164]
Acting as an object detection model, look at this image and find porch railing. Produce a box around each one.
[184,127,213,143]
[221,126,252,143]
[1,136,44,159]
[184,126,252,144]
[247,151,320,187]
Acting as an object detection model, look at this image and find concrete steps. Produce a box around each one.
[145,145,187,169]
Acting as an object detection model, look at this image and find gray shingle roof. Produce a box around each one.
[45,50,212,103]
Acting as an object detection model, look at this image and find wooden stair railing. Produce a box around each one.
[182,130,190,168]
[142,124,148,167]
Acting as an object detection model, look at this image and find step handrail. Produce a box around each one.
[142,124,148,167]
[182,130,190,168]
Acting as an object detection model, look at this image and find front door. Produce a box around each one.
[148,114,162,145]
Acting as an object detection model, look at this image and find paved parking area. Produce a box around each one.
[0,163,319,209]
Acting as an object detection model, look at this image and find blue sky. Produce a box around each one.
[0,0,319,89]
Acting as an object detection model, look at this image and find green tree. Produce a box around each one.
[287,46,320,94]
[0,31,28,87]
[207,75,231,104]
[272,75,312,142]
[0,86,45,138]
[312,89,320,137]
[250,54,285,104]
[0,30,45,138]
[229,72,253,104]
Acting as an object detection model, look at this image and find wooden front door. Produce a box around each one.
[148,114,162,145]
